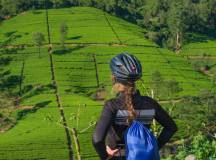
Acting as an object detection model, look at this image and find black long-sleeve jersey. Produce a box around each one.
[92,90,177,160]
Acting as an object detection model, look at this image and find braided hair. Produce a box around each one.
[113,81,136,124]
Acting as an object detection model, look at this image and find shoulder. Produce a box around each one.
[103,97,121,113]
[140,96,161,110]
[141,96,159,104]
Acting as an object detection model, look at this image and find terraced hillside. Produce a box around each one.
[0,7,214,160]
[181,34,216,78]
[0,7,155,46]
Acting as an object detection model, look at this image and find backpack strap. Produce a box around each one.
[115,109,155,125]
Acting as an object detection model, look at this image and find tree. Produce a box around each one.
[150,70,164,99]
[51,0,70,8]
[0,0,17,17]
[165,79,182,98]
[199,89,215,120]
[207,0,216,32]
[60,21,68,50]
[150,70,165,136]
[164,79,182,116]
[167,0,185,52]
[32,32,45,58]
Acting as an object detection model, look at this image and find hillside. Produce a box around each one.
[0,7,214,160]
[181,33,216,78]
[0,7,155,46]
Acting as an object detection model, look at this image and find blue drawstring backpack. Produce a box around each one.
[124,121,160,160]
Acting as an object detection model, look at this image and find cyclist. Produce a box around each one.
[92,53,177,160]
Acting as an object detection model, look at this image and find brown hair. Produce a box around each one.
[113,81,137,124]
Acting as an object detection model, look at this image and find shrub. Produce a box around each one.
[175,132,216,160]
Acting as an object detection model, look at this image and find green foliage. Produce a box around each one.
[198,90,216,133]
[0,0,17,17]
[32,32,45,46]
[150,70,164,98]
[0,75,20,93]
[0,93,13,109]
[32,32,45,58]
[212,75,216,85]
[165,79,182,98]
[0,93,16,131]
[0,56,11,66]
[167,0,184,50]
[177,89,216,139]
[175,132,216,160]
[59,21,68,50]
[150,71,182,99]
[145,31,160,44]
[0,6,215,160]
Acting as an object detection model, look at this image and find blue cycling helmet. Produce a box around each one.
[110,52,142,84]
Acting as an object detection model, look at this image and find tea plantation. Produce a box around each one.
[0,7,215,160]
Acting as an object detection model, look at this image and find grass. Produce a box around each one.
[181,33,216,56]
[0,6,215,160]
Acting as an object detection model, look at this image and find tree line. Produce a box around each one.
[0,0,216,50]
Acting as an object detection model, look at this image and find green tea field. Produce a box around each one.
[0,7,215,160]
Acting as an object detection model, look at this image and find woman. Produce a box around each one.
[92,53,177,160]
